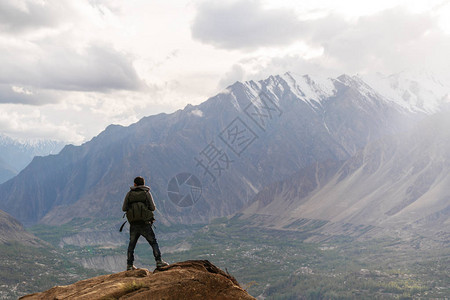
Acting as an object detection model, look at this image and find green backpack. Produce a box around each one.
[126,199,154,223]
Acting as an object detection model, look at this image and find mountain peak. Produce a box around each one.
[281,72,336,104]
[360,71,450,113]
[20,260,254,300]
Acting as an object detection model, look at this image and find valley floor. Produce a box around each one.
[12,217,450,299]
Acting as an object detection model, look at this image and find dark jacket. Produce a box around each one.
[122,185,156,212]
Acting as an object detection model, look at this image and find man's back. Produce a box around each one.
[123,185,156,212]
[123,176,168,270]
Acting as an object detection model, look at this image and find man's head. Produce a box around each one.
[134,176,145,186]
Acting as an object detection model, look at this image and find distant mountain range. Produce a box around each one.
[0,72,448,234]
[0,135,65,184]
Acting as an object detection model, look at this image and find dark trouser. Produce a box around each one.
[127,222,162,265]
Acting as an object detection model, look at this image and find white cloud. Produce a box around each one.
[36,43,144,92]
[0,43,144,102]
[0,105,85,143]
[218,64,246,89]
[191,0,306,50]
[215,4,450,85]
[1,0,450,143]
[0,0,68,34]
[312,8,439,73]
[190,109,203,117]
[0,88,178,144]
[0,0,146,105]
[0,84,59,105]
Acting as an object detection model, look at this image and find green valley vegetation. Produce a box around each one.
[26,216,449,299]
[159,217,449,299]
[0,242,103,299]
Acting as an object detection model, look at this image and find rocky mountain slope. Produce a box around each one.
[0,72,428,227]
[0,210,104,299]
[20,260,254,300]
[0,209,40,245]
[242,111,450,245]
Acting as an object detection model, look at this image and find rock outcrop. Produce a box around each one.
[20,260,255,300]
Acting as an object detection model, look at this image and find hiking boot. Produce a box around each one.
[156,259,169,269]
[127,264,137,271]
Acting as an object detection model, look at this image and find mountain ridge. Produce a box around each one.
[0,72,441,228]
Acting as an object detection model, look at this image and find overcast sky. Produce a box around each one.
[1,0,450,144]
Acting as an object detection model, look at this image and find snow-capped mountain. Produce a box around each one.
[279,70,450,114]
[0,135,65,183]
[362,70,450,114]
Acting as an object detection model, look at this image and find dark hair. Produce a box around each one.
[134,176,145,186]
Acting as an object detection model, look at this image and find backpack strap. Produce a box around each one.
[119,213,127,232]
[119,221,127,232]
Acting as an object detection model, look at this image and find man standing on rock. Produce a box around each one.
[122,176,169,271]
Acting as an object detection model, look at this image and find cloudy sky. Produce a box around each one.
[1,0,449,144]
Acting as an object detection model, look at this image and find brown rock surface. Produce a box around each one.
[20,260,255,300]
